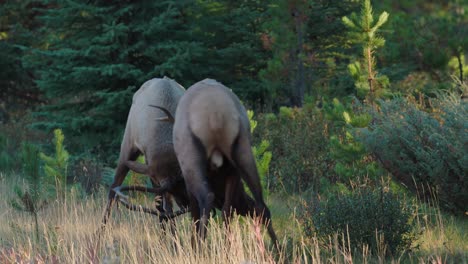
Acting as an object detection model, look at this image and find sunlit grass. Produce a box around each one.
[413,202,468,262]
[0,172,466,263]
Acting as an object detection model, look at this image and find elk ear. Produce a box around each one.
[149,105,175,123]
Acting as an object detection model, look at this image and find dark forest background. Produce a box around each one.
[1,0,467,206]
[0,0,467,259]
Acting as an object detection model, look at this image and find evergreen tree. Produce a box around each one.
[342,0,389,104]
[248,109,272,198]
[40,129,69,200]
[0,1,42,122]
[324,98,381,182]
[261,0,357,107]
[260,0,311,107]
[10,143,48,242]
[189,0,270,105]
[22,0,199,162]
[372,0,467,92]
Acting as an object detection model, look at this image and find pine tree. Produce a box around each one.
[39,129,69,200]
[0,1,42,122]
[10,143,48,242]
[324,98,381,182]
[261,0,358,107]
[248,110,272,198]
[22,1,199,162]
[342,0,389,104]
[189,0,270,105]
[260,0,311,107]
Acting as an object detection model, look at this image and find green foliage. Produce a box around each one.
[252,140,272,197]
[191,1,270,103]
[0,0,38,114]
[360,93,467,213]
[375,1,467,87]
[17,0,277,162]
[21,1,200,163]
[324,98,383,182]
[68,157,104,194]
[10,142,48,242]
[448,55,468,82]
[39,129,69,200]
[342,0,390,102]
[248,110,271,197]
[278,106,294,119]
[247,110,257,134]
[261,0,358,106]
[0,134,15,171]
[255,107,332,194]
[302,187,417,255]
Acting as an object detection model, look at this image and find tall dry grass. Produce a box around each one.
[0,173,466,263]
[0,173,297,263]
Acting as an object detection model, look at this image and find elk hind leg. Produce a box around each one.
[232,135,278,244]
[178,140,214,240]
[222,169,240,226]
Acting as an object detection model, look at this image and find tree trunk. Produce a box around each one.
[294,9,305,107]
[456,52,464,84]
[366,46,375,107]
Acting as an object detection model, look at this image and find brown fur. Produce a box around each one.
[172,79,277,244]
[102,77,188,225]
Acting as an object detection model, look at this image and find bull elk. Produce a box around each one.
[156,79,278,245]
[102,77,189,225]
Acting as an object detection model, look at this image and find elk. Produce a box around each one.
[156,79,278,244]
[102,77,189,225]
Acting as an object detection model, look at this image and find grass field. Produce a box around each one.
[0,172,466,263]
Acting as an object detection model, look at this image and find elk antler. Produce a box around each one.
[149,105,175,123]
[113,186,188,220]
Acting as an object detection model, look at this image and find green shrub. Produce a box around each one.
[324,98,384,184]
[0,134,16,171]
[0,112,47,173]
[360,93,467,213]
[302,188,417,255]
[10,142,48,242]
[39,129,70,200]
[68,157,104,193]
[248,110,272,198]
[255,107,333,194]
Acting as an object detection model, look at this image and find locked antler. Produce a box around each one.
[113,186,189,220]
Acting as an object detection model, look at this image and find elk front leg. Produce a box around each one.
[102,161,130,226]
[102,148,140,227]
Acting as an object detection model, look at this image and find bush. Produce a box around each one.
[254,107,333,194]
[40,129,70,200]
[0,134,17,171]
[10,142,48,242]
[0,111,47,173]
[68,157,104,194]
[301,188,417,255]
[324,98,383,183]
[360,93,467,213]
